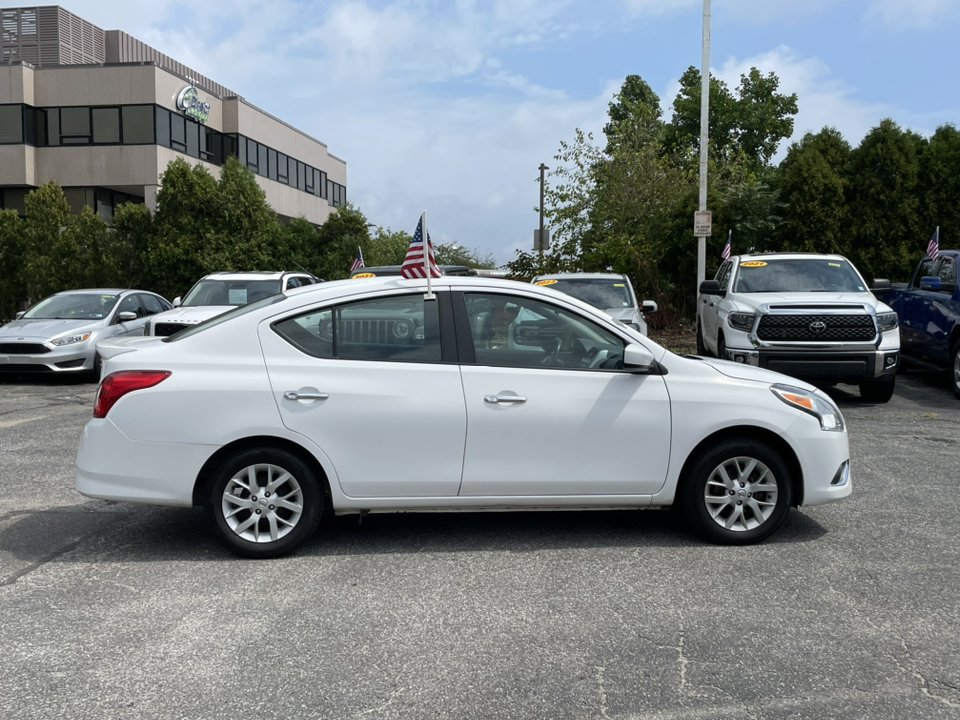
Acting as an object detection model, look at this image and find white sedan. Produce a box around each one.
[77,277,852,558]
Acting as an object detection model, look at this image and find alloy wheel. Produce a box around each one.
[221,463,304,543]
[703,456,779,532]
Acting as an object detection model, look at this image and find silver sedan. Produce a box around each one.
[0,289,172,378]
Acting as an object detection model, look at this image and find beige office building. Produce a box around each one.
[0,5,346,224]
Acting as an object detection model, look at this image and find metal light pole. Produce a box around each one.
[696,0,711,286]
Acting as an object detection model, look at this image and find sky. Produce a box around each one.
[53,0,960,264]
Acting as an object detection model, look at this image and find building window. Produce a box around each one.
[60,106,91,144]
[319,171,327,199]
[122,105,155,144]
[0,104,23,144]
[277,152,289,184]
[268,148,277,181]
[155,106,170,148]
[170,113,187,152]
[92,107,120,144]
[186,118,200,158]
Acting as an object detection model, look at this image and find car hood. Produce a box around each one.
[604,307,641,321]
[694,356,817,391]
[0,318,103,340]
[151,306,232,324]
[731,291,882,311]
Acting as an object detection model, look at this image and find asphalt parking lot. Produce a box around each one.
[0,369,958,720]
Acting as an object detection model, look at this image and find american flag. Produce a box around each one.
[349,247,364,273]
[400,215,442,279]
[722,230,731,261]
[927,227,940,263]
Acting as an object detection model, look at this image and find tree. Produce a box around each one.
[919,124,960,248]
[847,119,925,281]
[776,128,852,255]
[0,209,25,320]
[313,203,374,280]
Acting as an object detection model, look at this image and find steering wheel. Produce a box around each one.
[541,337,562,367]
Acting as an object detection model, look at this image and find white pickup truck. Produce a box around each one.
[697,252,901,402]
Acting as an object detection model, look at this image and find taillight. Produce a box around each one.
[93,371,171,418]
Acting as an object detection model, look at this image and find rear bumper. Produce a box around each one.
[76,418,216,507]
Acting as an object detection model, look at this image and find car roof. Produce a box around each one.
[350,265,473,277]
[200,271,310,281]
[54,288,135,295]
[733,252,849,262]
[532,273,629,281]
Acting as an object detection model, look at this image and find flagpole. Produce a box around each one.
[422,210,435,299]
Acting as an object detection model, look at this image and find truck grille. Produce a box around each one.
[757,314,876,342]
[154,322,191,337]
[0,343,50,354]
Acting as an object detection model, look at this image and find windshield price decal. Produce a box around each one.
[740,261,767,267]
[352,273,376,279]
[535,280,558,285]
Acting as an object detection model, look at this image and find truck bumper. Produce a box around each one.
[721,347,900,381]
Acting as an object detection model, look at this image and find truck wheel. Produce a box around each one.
[696,323,707,355]
[678,438,792,545]
[717,332,727,361]
[950,341,960,400]
[859,375,896,403]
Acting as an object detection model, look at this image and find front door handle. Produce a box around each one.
[284,391,329,401]
[484,394,527,404]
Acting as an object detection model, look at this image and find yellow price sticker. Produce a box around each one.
[829,263,841,267]
[614,283,625,287]
[352,272,376,279]
[535,279,558,286]
[740,261,767,268]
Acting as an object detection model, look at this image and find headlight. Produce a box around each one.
[50,333,91,346]
[728,312,756,331]
[876,311,898,332]
[771,383,845,432]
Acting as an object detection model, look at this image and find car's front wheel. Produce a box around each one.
[679,438,792,545]
[696,323,707,356]
[208,447,323,558]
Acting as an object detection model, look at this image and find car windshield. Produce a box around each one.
[22,293,119,320]
[181,279,282,307]
[733,259,867,293]
[541,279,634,309]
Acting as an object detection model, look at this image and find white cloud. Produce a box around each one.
[866,0,960,29]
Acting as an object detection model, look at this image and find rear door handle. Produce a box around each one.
[284,391,329,401]
[484,394,527,404]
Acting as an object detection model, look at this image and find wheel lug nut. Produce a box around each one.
[251,496,257,501]
[265,492,271,497]
[255,509,261,515]
[728,490,735,495]
[740,482,745,488]
[269,505,275,510]
[737,501,742,505]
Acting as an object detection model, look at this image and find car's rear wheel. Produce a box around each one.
[208,447,323,558]
[950,341,960,400]
[859,375,895,403]
[679,438,792,545]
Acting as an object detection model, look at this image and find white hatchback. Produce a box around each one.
[77,277,852,558]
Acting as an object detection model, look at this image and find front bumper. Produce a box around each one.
[0,344,96,373]
[781,413,852,507]
[720,346,899,381]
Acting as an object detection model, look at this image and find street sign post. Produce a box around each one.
[694,210,712,238]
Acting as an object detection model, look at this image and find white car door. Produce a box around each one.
[258,292,466,498]
[457,291,671,497]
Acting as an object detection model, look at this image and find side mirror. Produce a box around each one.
[919,276,943,291]
[623,343,655,373]
[641,300,658,314]
[172,296,182,307]
[871,278,891,291]
[118,311,137,322]
[699,279,724,297]
[15,311,25,320]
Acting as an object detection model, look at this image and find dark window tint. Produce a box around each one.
[170,113,186,150]
[22,106,37,145]
[258,143,268,176]
[0,104,23,143]
[155,107,170,147]
[277,153,288,183]
[186,118,200,158]
[914,259,940,288]
[122,105,154,144]
[937,257,957,288]
[60,106,90,137]
[305,165,314,193]
[92,107,120,143]
[273,308,334,359]
[140,294,165,315]
[319,171,327,198]
[463,293,625,370]
[268,148,277,180]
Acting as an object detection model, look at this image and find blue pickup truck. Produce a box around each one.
[877,250,960,398]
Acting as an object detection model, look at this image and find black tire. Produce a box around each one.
[859,375,896,403]
[208,447,324,558]
[678,438,793,545]
[89,352,102,383]
[717,332,727,361]
[696,323,707,356]
[950,341,960,400]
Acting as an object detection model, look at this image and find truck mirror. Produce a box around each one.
[699,280,724,296]
[871,279,891,291]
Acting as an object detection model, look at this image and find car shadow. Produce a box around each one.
[0,373,96,386]
[0,501,830,568]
